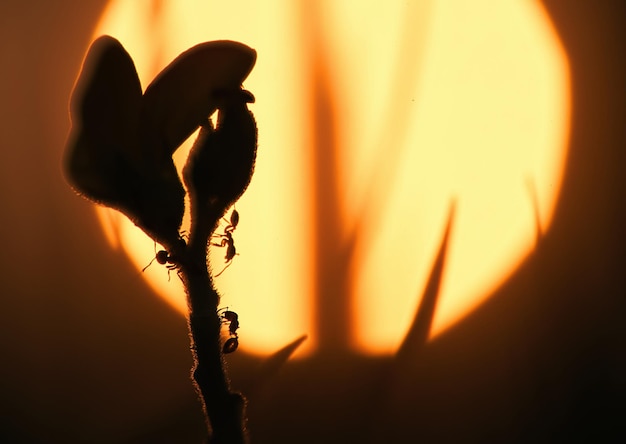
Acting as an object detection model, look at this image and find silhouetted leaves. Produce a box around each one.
[142,41,256,158]
[64,35,257,245]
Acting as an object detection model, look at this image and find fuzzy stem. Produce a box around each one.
[177,203,247,444]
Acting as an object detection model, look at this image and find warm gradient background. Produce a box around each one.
[1,1,625,443]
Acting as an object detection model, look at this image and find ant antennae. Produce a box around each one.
[214,260,234,277]
[141,257,156,272]
[141,241,159,272]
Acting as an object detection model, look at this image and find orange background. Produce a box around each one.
[0,1,624,442]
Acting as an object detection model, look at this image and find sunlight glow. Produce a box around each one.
[93,0,569,356]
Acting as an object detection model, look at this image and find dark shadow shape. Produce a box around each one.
[299,2,351,353]
[395,199,456,364]
[363,199,455,442]
[243,335,308,396]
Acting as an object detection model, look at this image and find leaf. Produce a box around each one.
[65,35,143,205]
[141,40,257,157]
[65,36,185,244]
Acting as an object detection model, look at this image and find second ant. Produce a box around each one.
[218,307,240,353]
[211,209,239,277]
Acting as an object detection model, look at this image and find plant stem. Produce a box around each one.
[176,203,247,444]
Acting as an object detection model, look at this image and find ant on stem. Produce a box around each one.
[142,237,186,281]
[218,307,240,353]
[211,209,239,277]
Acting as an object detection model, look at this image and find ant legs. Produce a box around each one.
[210,208,239,276]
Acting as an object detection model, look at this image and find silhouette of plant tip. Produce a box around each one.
[65,35,256,245]
[183,88,258,216]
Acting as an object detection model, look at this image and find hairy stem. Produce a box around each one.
[175,203,247,444]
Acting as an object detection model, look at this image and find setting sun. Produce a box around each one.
[92,0,569,356]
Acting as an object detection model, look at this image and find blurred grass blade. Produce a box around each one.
[247,335,307,393]
[395,200,456,362]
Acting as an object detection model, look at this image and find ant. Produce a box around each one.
[211,209,239,277]
[218,307,240,353]
[142,237,186,281]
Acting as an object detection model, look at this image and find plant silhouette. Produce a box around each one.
[64,35,261,443]
[63,25,448,444]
